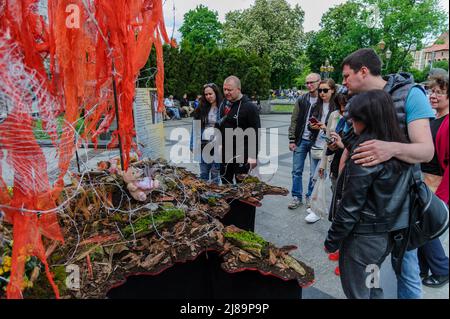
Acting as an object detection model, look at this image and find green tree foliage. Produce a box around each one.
[409,68,425,83]
[306,0,448,81]
[292,52,313,89]
[223,0,305,88]
[179,5,223,49]
[294,65,313,90]
[410,60,449,83]
[140,42,271,100]
[432,60,449,71]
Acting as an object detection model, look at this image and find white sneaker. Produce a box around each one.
[288,197,302,210]
[305,208,321,223]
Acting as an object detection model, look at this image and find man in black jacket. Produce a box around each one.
[288,73,321,209]
[218,75,261,184]
[216,76,261,232]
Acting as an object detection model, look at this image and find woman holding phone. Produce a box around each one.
[304,79,336,217]
[318,91,349,190]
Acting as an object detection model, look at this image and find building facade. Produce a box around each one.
[412,32,449,71]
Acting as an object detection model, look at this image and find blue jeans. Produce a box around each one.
[199,160,220,184]
[291,139,315,199]
[167,107,180,119]
[418,238,449,276]
[393,249,423,299]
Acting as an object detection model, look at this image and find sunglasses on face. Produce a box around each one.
[305,80,319,85]
[318,88,330,94]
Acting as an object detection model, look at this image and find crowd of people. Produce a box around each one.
[186,76,261,232]
[166,48,448,299]
[287,48,448,299]
[163,94,199,120]
[164,92,262,121]
[164,78,261,195]
[271,88,301,101]
[188,76,261,186]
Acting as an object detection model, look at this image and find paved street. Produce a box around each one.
[163,114,449,299]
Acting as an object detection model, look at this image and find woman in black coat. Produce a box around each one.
[324,90,413,299]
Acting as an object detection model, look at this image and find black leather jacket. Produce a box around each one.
[325,155,413,253]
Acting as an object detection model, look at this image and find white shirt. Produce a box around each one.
[320,102,330,123]
[203,106,218,143]
[314,102,330,149]
[207,106,218,127]
[164,98,174,108]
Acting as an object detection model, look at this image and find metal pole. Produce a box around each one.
[111,62,125,171]
[75,148,81,173]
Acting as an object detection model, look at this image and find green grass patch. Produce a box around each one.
[271,104,294,113]
[242,176,260,184]
[224,230,268,249]
[122,205,185,237]
[33,116,85,140]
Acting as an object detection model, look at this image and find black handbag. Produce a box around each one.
[391,165,449,275]
[406,165,449,251]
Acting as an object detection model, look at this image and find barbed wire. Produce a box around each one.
[0,1,271,271]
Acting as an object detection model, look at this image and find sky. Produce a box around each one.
[163,0,449,40]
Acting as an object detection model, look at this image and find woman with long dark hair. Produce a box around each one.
[324,90,413,299]
[190,83,223,184]
[318,91,348,189]
[306,79,336,202]
[304,79,336,215]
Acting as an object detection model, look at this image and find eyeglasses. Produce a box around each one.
[318,88,330,94]
[428,89,447,97]
[305,80,319,85]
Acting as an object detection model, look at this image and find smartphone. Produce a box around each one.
[325,136,335,144]
[309,117,319,125]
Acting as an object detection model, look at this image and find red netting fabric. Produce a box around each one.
[0,0,170,299]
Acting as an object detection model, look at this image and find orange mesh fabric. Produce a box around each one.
[0,0,170,299]
[90,0,171,168]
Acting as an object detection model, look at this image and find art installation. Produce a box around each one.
[1,159,315,298]
[0,0,314,299]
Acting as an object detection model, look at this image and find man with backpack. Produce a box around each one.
[335,48,435,299]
